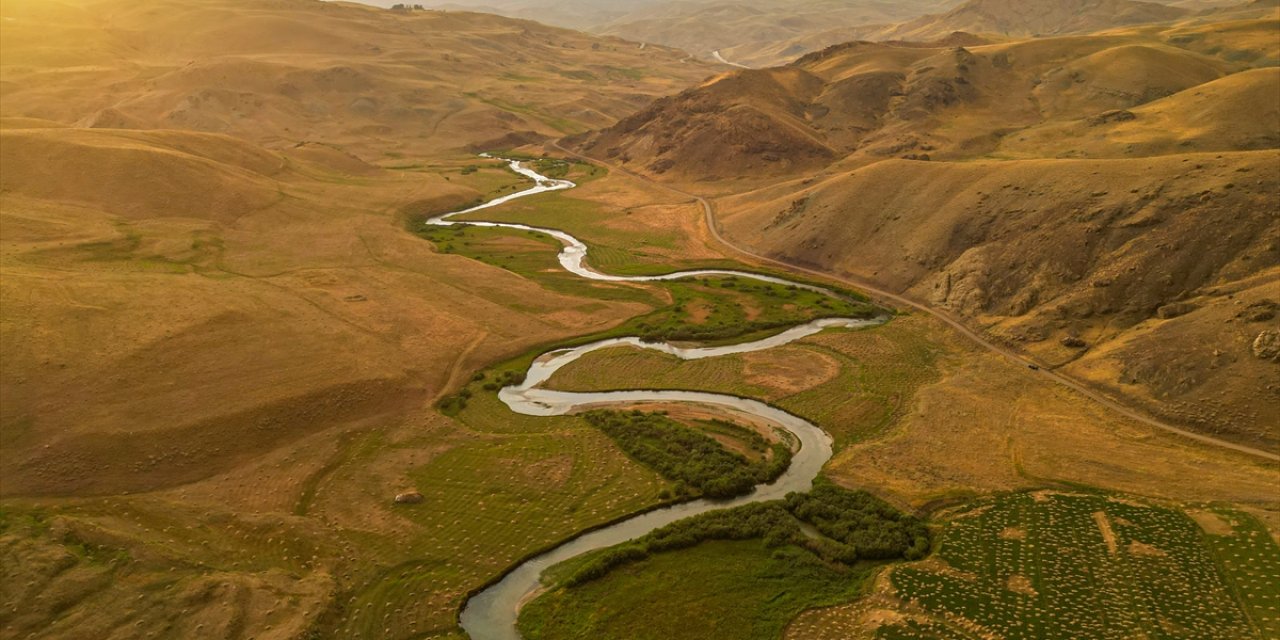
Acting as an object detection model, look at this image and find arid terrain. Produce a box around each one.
[571,10,1280,450]
[1,0,1278,639]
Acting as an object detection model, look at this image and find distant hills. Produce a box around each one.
[0,0,712,158]
[411,0,1268,66]
[879,0,1190,41]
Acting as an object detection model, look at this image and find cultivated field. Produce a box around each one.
[788,490,1280,639]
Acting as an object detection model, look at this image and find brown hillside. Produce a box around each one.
[0,0,714,159]
[570,67,837,179]
[720,150,1280,447]
[879,0,1189,41]
[572,12,1280,447]
[1003,67,1280,157]
[593,0,955,64]
[573,21,1275,181]
[0,128,284,222]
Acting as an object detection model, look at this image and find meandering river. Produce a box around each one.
[428,157,885,640]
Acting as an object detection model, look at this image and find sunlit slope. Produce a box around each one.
[879,0,1189,41]
[1005,67,1280,157]
[571,22,1278,181]
[0,0,714,158]
[0,125,649,497]
[719,150,1280,447]
[0,128,284,221]
[593,0,956,63]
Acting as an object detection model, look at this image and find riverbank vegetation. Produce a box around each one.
[519,481,929,640]
[583,410,791,500]
[423,226,884,419]
[544,316,946,449]
[555,481,928,588]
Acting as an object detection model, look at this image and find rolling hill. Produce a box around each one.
[2,0,1278,638]
[0,0,714,158]
[0,2,715,637]
[878,0,1190,41]
[569,16,1280,449]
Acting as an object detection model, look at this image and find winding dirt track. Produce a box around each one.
[551,142,1280,463]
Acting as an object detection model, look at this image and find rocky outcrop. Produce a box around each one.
[1252,330,1280,362]
[1238,299,1277,322]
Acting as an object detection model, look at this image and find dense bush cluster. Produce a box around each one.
[480,369,526,391]
[636,317,820,344]
[584,411,791,499]
[786,483,931,561]
[564,503,799,587]
[532,158,572,178]
[562,481,931,587]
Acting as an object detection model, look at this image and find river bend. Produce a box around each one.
[429,157,885,640]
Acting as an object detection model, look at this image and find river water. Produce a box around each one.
[428,157,885,640]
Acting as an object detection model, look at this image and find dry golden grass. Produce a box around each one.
[0,0,715,158]
[826,317,1279,524]
[2,1,1278,637]
[0,123,667,637]
[718,150,1280,448]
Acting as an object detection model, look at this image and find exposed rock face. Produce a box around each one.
[1238,299,1277,322]
[1252,330,1280,362]
[1061,336,1087,348]
[1089,109,1137,126]
[394,491,424,504]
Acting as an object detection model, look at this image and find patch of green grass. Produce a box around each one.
[543,318,945,449]
[882,491,1277,639]
[461,93,586,134]
[521,539,877,640]
[1201,506,1280,637]
[451,190,691,272]
[627,275,875,344]
[874,619,973,640]
[434,269,882,426]
[546,481,926,590]
[415,224,659,306]
[606,66,646,81]
[325,423,669,639]
[520,482,927,640]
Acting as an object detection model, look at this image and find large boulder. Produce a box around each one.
[1252,330,1280,363]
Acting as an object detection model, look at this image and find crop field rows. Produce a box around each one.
[1200,507,1280,637]
[875,491,1280,640]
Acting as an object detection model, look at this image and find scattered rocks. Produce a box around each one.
[393,491,424,505]
[1060,336,1087,348]
[1088,109,1136,126]
[1252,330,1279,362]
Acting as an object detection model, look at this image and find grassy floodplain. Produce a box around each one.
[540,320,945,449]
[410,155,1279,640]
